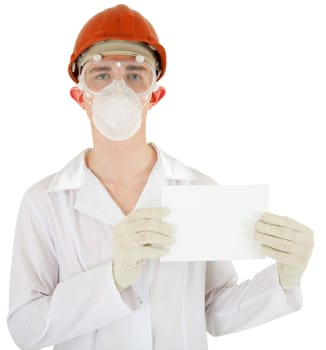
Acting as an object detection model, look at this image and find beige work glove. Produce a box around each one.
[112,207,175,291]
[254,212,314,289]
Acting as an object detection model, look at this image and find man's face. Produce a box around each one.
[81,54,156,120]
[70,53,166,142]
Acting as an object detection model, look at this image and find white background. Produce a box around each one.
[1,0,325,349]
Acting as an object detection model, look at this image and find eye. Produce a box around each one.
[127,73,142,81]
[95,73,110,81]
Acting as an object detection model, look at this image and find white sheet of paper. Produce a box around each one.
[160,185,268,261]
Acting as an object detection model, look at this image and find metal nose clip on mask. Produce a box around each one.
[79,55,158,141]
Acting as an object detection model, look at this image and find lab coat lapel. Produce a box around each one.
[133,157,166,210]
[73,168,125,227]
[150,143,197,183]
[47,149,124,227]
[133,143,198,209]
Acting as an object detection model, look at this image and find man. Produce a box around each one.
[8,4,314,350]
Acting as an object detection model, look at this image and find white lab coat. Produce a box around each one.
[8,143,302,350]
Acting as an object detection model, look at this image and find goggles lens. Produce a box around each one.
[81,60,155,94]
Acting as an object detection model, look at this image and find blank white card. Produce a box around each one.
[161,185,268,261]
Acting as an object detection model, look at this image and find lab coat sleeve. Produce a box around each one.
[205,261,303,336]
[7,193,132,350]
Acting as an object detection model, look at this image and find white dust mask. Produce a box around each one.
[90,80,143,141]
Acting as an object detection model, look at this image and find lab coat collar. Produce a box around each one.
[47,143,198,226]
[47,149,89,192]
[47,142,196,193]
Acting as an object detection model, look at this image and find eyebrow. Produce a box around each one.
[125,65,147,72]
[88,66,112,74]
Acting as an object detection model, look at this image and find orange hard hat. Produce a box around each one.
[68,4,166,83]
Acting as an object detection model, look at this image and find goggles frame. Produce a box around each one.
[79,55,157,99]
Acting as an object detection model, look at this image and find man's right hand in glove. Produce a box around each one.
[112,207,175,291]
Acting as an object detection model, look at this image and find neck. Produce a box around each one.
[86,136,157,186]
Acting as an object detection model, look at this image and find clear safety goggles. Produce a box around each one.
[79,57,157,96]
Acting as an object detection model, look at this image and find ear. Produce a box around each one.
[149,86,166,109]
[70,87,86,109]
